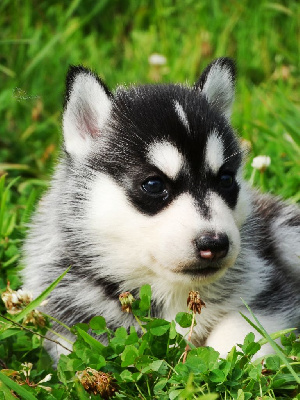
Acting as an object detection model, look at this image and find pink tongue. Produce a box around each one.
[200,250,214,259]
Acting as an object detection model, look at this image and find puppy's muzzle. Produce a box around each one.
[195,232,229,261]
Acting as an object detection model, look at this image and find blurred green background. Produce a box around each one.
[0,0,299,197]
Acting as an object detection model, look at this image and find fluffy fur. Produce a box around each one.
[22,58,300,361]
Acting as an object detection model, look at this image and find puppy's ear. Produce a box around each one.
[195,57,236,119]
[63,66,113,158]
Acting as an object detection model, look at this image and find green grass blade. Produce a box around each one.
[0,379,21,399]
[0,176,20,236]
[76,327,105,353]
[239,312,265,338]
[0,164,31,171]
[74,380,91,400]
[0,174,6,193]
[20,188,38,226]
[43,313,72,332]
[258,328,297,346]
[0,371,37,400]
[12,266,71,323]
[65,0,81,19]
[24,34,62,77]
[240,312,296,346]
[241,298,300,384]
[2,177,20,193]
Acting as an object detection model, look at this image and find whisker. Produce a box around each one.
[223,149,245,163]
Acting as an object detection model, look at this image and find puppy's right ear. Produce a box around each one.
[195,58,236,119]
[63,66,113,158]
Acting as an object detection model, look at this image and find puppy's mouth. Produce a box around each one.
[178,255,227,278]
[181,264,222,277]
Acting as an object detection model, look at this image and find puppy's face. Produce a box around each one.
[63,59,251,286]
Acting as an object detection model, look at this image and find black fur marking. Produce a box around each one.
[252,195,293,267]
[48,300,93,327]
[50,255,123,302]
[282,212,300,227]
[248,197,300,320]
[94,277,122,299]
[249,266,300,326]
[150,299,161,318]
[87,83,241,216]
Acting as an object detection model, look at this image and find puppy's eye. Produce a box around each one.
[142,177,167,196]
[219,173,234,189]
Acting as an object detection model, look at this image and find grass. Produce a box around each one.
[1,0,299,193]
[0,0,299,398]
[0,281,299,399]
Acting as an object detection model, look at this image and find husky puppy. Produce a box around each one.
[23,58,300,361]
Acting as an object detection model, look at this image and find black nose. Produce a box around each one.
[195,232,229,260]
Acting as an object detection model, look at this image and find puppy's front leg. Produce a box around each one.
[205,312,282,359]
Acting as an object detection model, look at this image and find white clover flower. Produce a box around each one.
[16,365,52,392]
[251,155,271,172]
[11,293,19,304]
[23,309,46,327]
[21,362,33,378]
[16,289,33,304]
[38,374,52,384]
[148,53,167,66]
[1,285,33,314]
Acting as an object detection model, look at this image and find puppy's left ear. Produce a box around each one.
[63,66,113,158]
[195,57,236,119]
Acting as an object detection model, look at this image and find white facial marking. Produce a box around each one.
[234,168,252,226]
[84,173,246,288]
[147,141,184,180]
[205,131,224,174]
[85,175,201,284]
[174,100,190,131]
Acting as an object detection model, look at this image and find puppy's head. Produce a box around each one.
[62,58,251,287]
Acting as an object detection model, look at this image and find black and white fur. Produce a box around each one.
[22,58,300,361]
